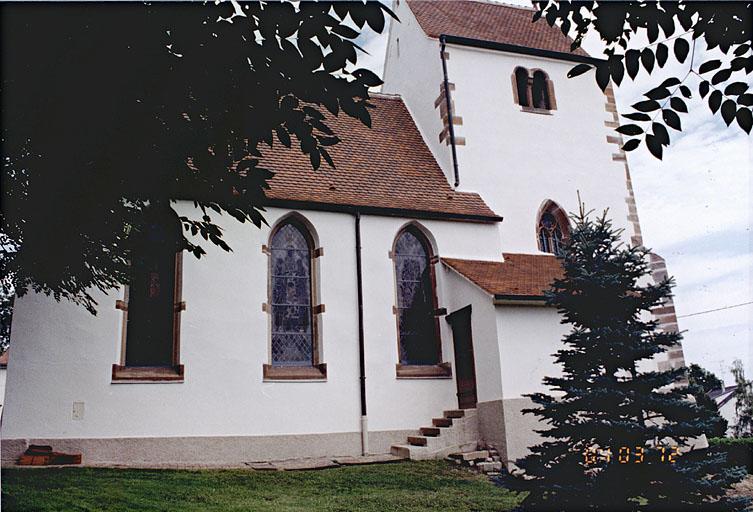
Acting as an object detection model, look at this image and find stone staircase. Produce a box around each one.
[390,408,479,460]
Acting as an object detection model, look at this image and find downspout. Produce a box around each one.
[355,211,368,455]
[440,34,460,188]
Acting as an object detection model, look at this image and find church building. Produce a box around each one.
[1,0,686,467]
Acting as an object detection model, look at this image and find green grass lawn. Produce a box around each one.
[2,460,523,512]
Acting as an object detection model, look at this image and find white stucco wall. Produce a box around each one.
[0,367,6,411]
[446,45,632,254]
[382,0,454,184]
[1,204,502,441]
[442,265,502,404]
[496,305,569,399]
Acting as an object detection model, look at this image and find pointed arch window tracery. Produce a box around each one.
[537,202,569,256]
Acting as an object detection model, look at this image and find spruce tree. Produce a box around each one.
[498,206,750,511]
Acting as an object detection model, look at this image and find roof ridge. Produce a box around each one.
[460,0,535,12]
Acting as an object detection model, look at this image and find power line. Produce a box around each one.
[677,301,753,319]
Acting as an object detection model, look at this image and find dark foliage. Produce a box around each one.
[1,1,394,313]
[687,364,729,438]
[731,360,753,438]
[496,206,750,511]
[535,1,752,159]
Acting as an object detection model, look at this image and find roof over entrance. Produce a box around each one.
[443,252,563,300]
[260,95,501,223]
[407,0,590,57]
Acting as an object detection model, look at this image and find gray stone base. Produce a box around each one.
[476,399,507,457]
[2,430,417,468]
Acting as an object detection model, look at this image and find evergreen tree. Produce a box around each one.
[731,360,753,438]
[498,206,750,511]
[687,364,729,438]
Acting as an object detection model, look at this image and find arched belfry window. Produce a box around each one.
[269,220,315,367]
[512,67,556,111]
[537,201,570,256]
[113,204,186,381]
[514,67,530,107]
[393,226,445,372]
[532,70,551,110]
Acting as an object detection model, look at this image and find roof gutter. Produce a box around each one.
[439,35,460,188]
[263,198,503,223]
[493,294,550,306]
[441,34,604,66]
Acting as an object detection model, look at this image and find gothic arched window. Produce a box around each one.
[532,70,551,110]
[537,202,569,256]
[394,227,441,366]
[269,219,315,367]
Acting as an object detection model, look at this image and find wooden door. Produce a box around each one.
[447,305,478,409]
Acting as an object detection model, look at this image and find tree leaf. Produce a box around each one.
[331,24,359,39]
[568,63,593,78]
[656,43,668,67]
[674,38,690,63]
[670,97,688,113]
[632,99,660,112]
[708,90,722,113]
[711,68,732,85]
[622,138,641,152]
[734,43,750,56]
[623,112,651,121]
[679,85,691,98]
[351,68,383,87]
[699,59,722,74]
[737,108,752,134]
[660,77,681,88]
[724,82,749,96]
[625,49,640,79]
[645,86,670,100]
[721,99,737,126]
[738,93,753,106]
[652,122,670,146]
[616,124,644,136]
[640,48,655,74]
[609,55,624,86]
[662,109,681,131]
[646,133,663,159]
[699,81,710,98]
[596,62,610,91]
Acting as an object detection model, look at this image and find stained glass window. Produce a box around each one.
[394,228,440,365]
[538,207,568,256]
[269,221,314,366]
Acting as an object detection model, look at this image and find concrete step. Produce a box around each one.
[432,417,453,428]
[420,427,441,437]
[443,409,466,419]
[457,450,489,461]
[407,436,428,447]
[391,444,432,461]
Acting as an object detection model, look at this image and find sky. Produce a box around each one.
[355,1,752,386]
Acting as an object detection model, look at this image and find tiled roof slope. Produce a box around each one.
[259,95,500,221]
[443,252,563,298]
[407,0,590,57]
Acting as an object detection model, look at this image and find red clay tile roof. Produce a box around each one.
[259,95,500,222]
[443,252,563,299]
[407,0,590,57]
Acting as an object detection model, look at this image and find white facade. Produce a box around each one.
[2,1,669,467]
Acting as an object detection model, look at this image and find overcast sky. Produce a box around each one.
[356,1,752,385]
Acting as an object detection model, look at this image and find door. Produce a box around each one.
[447,305,478,409]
